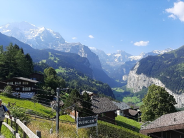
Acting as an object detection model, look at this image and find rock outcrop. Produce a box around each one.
[127,62,184,108]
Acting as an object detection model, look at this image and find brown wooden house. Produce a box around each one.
[70,97,118,124]
[140,110,184,138]
[92,97,118,124]
[3,77,38,98]
[112,101,130,116]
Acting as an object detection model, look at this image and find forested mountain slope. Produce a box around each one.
[128,45,184,94]
[0,33,115,98]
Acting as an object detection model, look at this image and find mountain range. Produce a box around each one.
[0,22,119,87]
[90,47,173,82]
[0,22,175,89]
[0,32,116,98]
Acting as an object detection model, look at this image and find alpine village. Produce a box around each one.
[0,5,184,138]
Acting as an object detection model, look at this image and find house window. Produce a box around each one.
[15,87,20,90]
[7,82,13,85]
[101,113,105,117]
[15,82,21,85]
[23,82,29,85]
[22,87,31,91]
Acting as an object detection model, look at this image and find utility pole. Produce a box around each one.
[56,87,60,134]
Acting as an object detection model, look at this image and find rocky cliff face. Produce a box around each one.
[127,62,184,108]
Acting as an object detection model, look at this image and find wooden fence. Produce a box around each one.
[3,115,41,138]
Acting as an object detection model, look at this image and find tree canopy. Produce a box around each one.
[140,84,177,122]
[0,43,33,80]
[44,67,66,91]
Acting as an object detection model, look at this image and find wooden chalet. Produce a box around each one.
[112,101,130,116]
[70,96,118,124]
[92,97,118,124]
[140,111,184,138]
[3,77,38,98]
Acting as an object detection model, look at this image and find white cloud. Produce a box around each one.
[168,14,176,19]
[88,35,94,38]
[72,37,77,39]
[165,1,184,22]
[134,41,149,46]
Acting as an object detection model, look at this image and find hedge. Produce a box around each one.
[97,121,150,138]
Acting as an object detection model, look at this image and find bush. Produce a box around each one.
[10,107,30,123]
[3,85,13,97]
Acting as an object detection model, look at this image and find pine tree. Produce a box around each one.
[79,92,93,117]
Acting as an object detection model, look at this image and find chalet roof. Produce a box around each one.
[92,97,118,114]
[112,101,130,110]
[81,91,93,95]
[5,77,38,83]
[128,109,140,116]
[141,110,184,131]
[0,81,6,85]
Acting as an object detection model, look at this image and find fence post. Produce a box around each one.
[6,117,8,124]
[23,121,27,138]
[36,130,41,138]
[10,119,13,127]
[8,102,10,107]
[15,118,18,133]
[56,87,60,134]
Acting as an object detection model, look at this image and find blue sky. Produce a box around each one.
[0,0,184,55]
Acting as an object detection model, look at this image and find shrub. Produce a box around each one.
[3,85,13,97]
[10,107,30,123]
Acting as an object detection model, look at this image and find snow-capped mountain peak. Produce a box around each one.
[0,21,65,49]
[152,48,173,54]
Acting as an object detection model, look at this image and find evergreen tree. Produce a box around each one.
[140,84,177,122]
[0,43,33,80]
[79,92,93,117]
[64,89,81,121]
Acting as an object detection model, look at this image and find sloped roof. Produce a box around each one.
[81,91,93,95]
[112,101,130,110]
[141,110,184,132]
[92,97,118,114]
[5,77,38,83]
[128,109,139,116]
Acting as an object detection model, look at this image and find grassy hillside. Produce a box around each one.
[1,95,149,138]
[115,115,142,132]
[112,86,147,107]
[0,95,53,117]
[56,67,115,98]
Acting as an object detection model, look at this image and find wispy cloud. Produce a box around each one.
[88,35,94,38]
[120,39,123,41]
[72,37,77,39]
[165,1,184,22]
[134,41,149,46]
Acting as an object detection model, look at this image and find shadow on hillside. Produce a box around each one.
[115,120,140,132]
